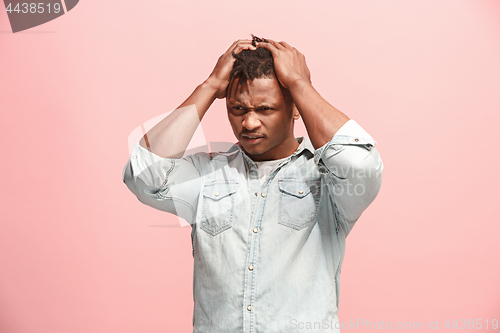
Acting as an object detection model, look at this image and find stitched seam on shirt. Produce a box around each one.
[157,158,175,192]
[200,181,238,236]
[191,225,195,257]
[329,134,375,144]
[278,178,321,230]
[154,195,196,223]
[332,199,341,234]
[249,193,265,333]
[247,170,279,333]
[335,272,340,309]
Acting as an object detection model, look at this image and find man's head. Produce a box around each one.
[226,36,300,161]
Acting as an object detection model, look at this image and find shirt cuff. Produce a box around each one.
[122,142,166,182]
[313,119,377,167]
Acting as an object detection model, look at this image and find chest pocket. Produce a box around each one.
[278,178,321,230]
[201,181,239,236]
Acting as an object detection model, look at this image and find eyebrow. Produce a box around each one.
[230,102,274,108]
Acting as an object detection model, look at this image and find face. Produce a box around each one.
[226,76,300,161]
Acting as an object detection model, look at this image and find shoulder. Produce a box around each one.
[189,142,241,164]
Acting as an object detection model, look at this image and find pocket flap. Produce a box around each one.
[278,179,312,198]
[203,182,238,201]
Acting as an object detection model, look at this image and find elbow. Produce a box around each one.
[122,160,161,203]
[356,147,383,201]
[327,146,383,222]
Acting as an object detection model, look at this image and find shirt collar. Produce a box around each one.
[223,137,315,160]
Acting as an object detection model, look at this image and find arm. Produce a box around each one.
[317,120,383,234]
[123,40,257,220]
[257,40,383,234]
[139,39,257,158]
[256,39,349,149]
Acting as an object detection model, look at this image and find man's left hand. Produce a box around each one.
[256,39,311,89]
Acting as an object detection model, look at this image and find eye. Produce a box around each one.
[259,107,271,111]
[233,106,243,110]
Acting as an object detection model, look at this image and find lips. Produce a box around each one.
[242,135,263,139]
[242,134,265,145]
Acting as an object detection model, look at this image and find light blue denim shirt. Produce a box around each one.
[122,119,383,333]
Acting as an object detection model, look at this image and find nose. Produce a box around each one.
[241,111,261,131]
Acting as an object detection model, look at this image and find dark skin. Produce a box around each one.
[139,39,259,157]
[139,39,349,160]
[226,75,301,161]
[255,39,350,150]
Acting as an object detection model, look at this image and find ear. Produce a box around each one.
[292,105,300,120]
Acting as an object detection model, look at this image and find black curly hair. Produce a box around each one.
[227,35,295,113]
[228,34,275,84]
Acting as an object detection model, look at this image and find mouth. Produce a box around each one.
[241,134,265,145]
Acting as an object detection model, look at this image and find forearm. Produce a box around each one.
[139,79,219,158]
[138,39,258,158]
[288,79,350,150]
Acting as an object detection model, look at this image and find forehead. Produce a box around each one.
[226,76,285,105]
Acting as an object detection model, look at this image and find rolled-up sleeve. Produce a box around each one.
[122,142,202,224]
[314,120,383,235]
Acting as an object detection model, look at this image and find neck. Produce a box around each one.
[245,136,300,162]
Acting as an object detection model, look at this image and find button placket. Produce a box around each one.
[245,176,268,331]
[243,151,293,332]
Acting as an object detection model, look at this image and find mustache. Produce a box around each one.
[241,133,265,137]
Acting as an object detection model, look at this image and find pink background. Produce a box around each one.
[1,0,499,332]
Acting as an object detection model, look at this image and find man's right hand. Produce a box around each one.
[206,39,257,99]
[138,39,256,157]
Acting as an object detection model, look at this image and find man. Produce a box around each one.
[123,36,383,332]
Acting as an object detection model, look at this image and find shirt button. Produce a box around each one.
[248,265,254,271]
[354,138,359,142]
[298,190,304,194]
[215,192,220,196]
[247,305,252,311]
[253,228,258,233]
[261,192,266,197]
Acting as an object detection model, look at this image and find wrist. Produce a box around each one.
[287,77,313,93]
[203,77,227,97]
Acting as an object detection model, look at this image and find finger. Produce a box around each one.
[292,47,305,58]
[266,39,286,50]
[229,39,253,49]
[224,40,240,53]
[226,39,253,53]
[233,42,257,54]
[279,41,294,50]
[255,40,279,55]
[231,40,257,54]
